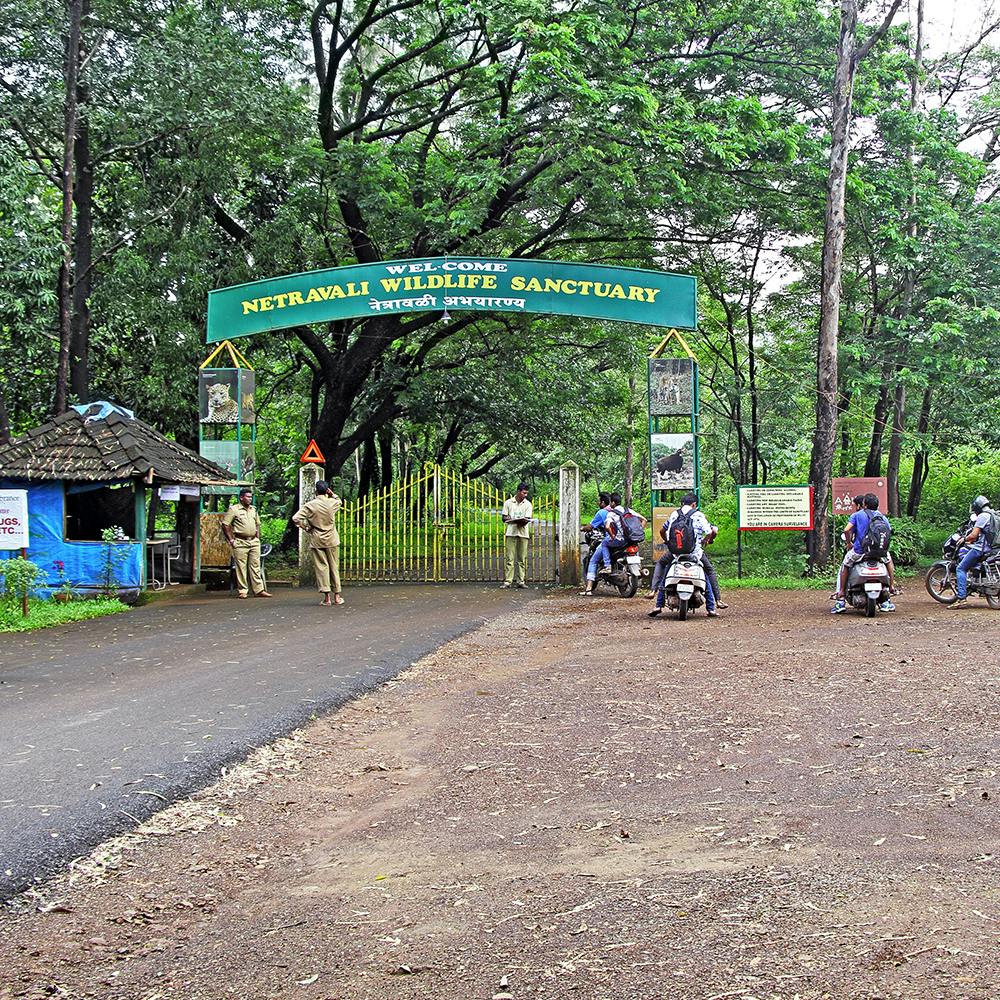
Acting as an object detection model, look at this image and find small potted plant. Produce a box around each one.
[52,560,74,602]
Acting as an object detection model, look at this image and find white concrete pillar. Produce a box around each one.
[559,462,581,587]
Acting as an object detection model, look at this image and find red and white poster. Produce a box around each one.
[832,477,888,515]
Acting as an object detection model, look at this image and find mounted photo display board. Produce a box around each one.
[650,433,696,490]
[199,369,255,424]
[648,358,694,416]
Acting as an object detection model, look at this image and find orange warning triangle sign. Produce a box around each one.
[299,439,326,464]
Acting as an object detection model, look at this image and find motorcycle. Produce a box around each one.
[925,525,1000,608]
[582,528,643,597]
[843,557,892,618]
[661,553,708,620]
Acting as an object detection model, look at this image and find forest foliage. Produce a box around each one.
[3,0,1000,561]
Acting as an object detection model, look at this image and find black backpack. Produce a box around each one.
[861,512,892,559]
[980,510,1000,550]
[666,508,697,555]
[618,509,645,544]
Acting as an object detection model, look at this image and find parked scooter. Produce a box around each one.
[582,528,643,597]
[925,525,1000,608]
[661,554,708,620]
[843,558,892,618]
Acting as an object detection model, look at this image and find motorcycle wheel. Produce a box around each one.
[617,575,638,598]
[865,596,877,618]
[924,563,958,605]
[986,592,1000,610]
[678,597,689,621]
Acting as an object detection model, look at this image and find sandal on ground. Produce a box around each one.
[333,594,345,605]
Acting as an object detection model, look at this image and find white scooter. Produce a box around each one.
[661,555,708,620]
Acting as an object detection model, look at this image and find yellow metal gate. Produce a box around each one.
[338,465,557,583]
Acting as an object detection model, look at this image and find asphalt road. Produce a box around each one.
[0,584,533,900]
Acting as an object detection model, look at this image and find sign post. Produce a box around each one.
[831,477,888,515]
[736,485,814,579]
[0,490,30,616]
[297,442,327,588]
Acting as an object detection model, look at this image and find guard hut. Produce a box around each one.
[0,402,234,596]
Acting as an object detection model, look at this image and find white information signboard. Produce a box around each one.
[0,490,30,549]
[738,485,813,531]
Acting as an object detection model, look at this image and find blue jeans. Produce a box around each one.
[956,546,985,598]
[587,538,621,581]
[655,554,715,611]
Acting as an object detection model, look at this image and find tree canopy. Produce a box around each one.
[3,0,1000,561]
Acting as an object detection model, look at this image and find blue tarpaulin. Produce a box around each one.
[0,480,142,594]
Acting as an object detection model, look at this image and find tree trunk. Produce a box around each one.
[807,0,859,569]
[0,380,10,445]
[357,436,378,498]
[623,372,636,507]
[53,0,83,416]
[864,379,890,476]
[70,107,92,403]
[906,385,932,517]
[806,0,902,566]
[837,388,852,476]
[378,427,393,488]
[885,382,905,516]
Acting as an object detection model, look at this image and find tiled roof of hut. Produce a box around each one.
[0,404,235,485]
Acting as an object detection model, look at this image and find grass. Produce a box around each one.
[718,575,830,591]
[0,597,130,633]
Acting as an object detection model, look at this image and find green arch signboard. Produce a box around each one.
[207,257,697,342]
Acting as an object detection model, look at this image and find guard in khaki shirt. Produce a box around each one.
[221,488,272,599]
[501,481,532,589]
[293,480,344,606]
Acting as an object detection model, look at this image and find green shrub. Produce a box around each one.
[885,516,922,566]
[0,556,40,604]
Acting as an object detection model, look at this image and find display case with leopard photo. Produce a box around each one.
[199,369,255,424]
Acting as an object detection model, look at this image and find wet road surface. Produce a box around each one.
[0,584,533,899]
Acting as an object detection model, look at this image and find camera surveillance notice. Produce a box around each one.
[0,490,29,549]
[738,485,813,531]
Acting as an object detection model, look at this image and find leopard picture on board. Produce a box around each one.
[202,383,239,423]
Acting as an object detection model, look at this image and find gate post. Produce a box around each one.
[298,464,324,587]
[559,462,581,587]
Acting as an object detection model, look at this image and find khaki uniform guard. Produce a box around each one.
[221,489,272,599]
[501,482,533,589]
[293,481,344,606]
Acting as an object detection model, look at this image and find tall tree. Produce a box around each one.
[807,0,903,567]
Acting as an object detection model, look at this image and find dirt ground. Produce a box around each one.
[3,588,1000,1000]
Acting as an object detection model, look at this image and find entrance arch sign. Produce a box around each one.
[207,257,697,342]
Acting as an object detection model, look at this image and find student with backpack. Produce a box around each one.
[647,492,720,618]
[581,491,646,596]
[949,494,998,609]
[832,493,896,614]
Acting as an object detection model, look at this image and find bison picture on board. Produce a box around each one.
[650,433,696,490]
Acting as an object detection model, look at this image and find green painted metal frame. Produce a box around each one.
[647,331,700,518]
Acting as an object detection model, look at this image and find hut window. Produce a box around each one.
[64,483,135,541]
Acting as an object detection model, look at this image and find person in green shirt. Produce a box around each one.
[501,482,532,589]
